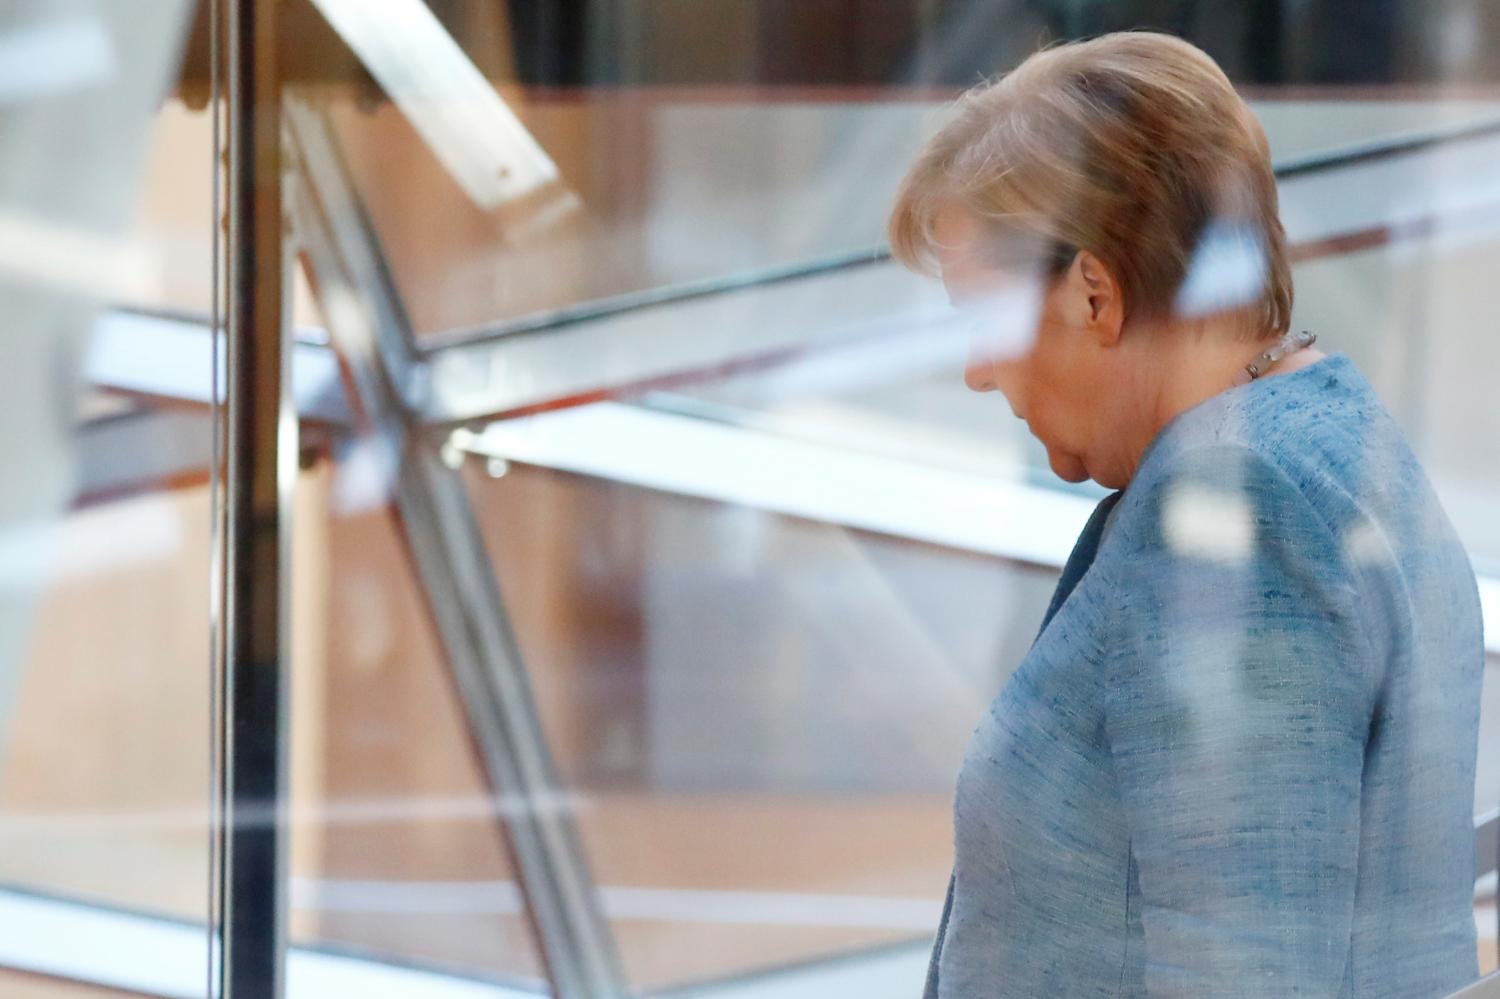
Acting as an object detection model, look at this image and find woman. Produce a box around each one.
[888,32,1485,998]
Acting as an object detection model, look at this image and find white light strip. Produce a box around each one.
[0,884,931,998]
[0,887,541,999]
[76,307,1500,655]
[308,0,560,209]
[1478,904,1497,943]
[9,874,1499,999]
[294,878,943,931]
[289,947,536,999]
[467,402,1099,570]
[86,310,346,423]
[1482,577,1500,657]
[0,889,204,997]
[600,885,938,931]
[465,402,1500,655]
[660,942,930,999]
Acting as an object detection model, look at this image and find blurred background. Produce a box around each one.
[1,0,1499,995]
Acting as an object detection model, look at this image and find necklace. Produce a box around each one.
[1232,329,1317,386]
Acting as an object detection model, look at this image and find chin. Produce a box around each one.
[1092,470,1125,490]
[1049,451,1091,484]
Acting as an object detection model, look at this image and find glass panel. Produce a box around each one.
[285,441,546,988]
[318,4,1500,344]
[338,90,1500,342]
[0,0,211,993]
[454,459,1048,989]
[292,2,1500,996]
[0,484,214,913]
[115,100,215,320]
[327,93,939,340]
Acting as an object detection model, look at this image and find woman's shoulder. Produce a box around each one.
[1101,439,1344,577]
[1113,353,1395,549]
[1090,428,1379,690]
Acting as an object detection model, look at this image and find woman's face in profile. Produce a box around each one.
[933,208,1126,487]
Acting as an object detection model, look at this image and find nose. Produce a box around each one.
[964,360,996,393]
[964,336,999,393]
[966,344,1027,418]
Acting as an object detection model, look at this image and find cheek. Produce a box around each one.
[1016,348,1062,418]
[1048,377,1092,440]
[1026,362,1093,454]
[1027,333,1095,439]
[990,357,1026,403]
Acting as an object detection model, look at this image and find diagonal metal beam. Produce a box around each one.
[283,94,629,998]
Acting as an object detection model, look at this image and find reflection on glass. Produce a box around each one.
[3,1,1499,997]
[0,0,208,993]
[327,94,931,341]
[286,454,544,986]
[275,3,1500,997]
[0,485,212,914]
[460,458,1041,988]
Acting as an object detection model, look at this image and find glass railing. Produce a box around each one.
[282,40,1500,994]
[8,2,1500,996]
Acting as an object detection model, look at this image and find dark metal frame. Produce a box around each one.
[216,0,291,995]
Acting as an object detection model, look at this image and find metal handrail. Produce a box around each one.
[417,113,1500,356]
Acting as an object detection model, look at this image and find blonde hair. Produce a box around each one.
[888,32,1292,339]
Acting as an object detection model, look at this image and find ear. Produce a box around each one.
[1070,250,1125,346]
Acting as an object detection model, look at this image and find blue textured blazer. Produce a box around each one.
[926,353,1485,998]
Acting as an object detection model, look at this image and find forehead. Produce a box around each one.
[931,208,988,293]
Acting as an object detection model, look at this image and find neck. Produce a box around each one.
[1150,325,1263,429]
[1115,317,1322,487]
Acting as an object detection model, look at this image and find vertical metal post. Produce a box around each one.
[218,0,290,996]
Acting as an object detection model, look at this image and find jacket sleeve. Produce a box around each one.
[1102,446,1376,997]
